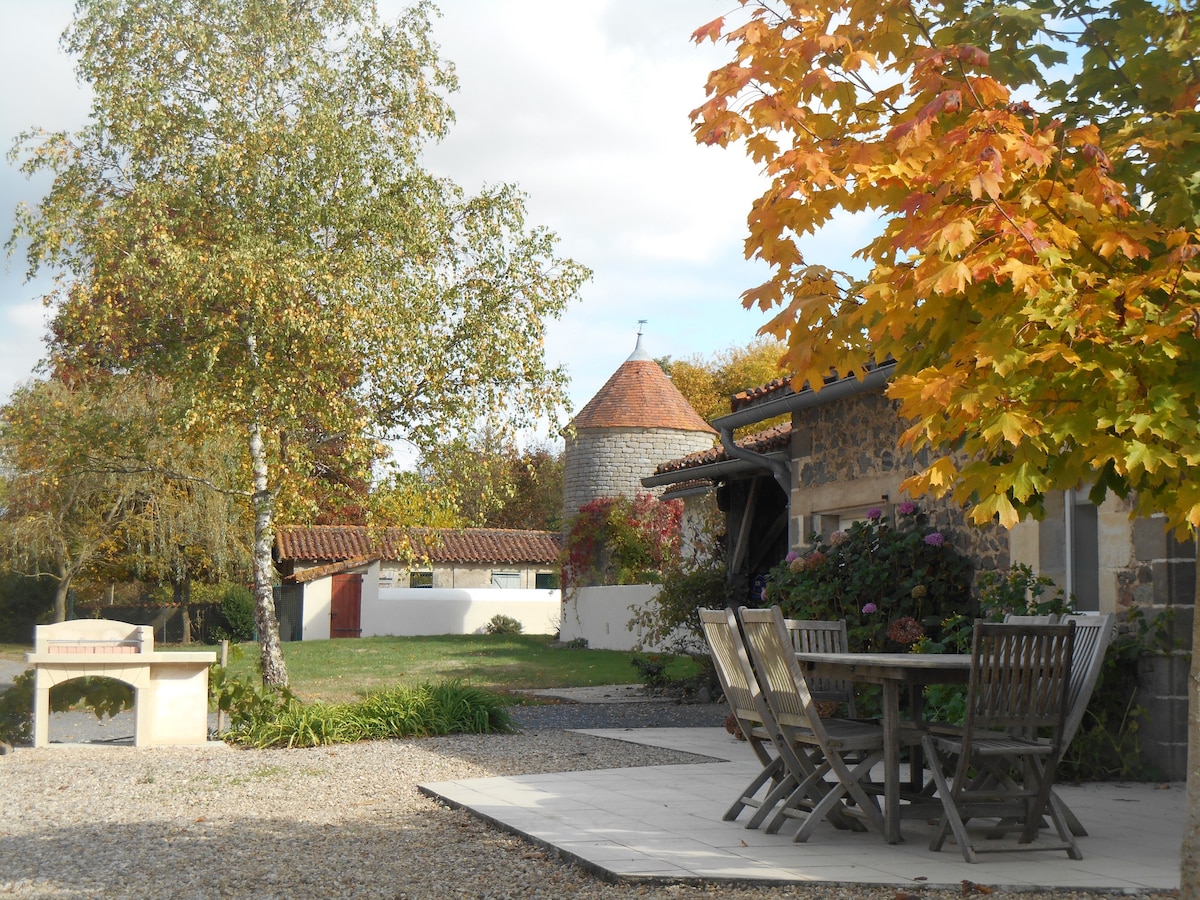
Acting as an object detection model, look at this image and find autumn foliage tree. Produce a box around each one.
[658,336,789,426]
[10,0,588,686]
[692,0,1199,889]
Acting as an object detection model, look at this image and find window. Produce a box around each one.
[535,572,560,590]
[409,571,433,589]
[491,571,520,589]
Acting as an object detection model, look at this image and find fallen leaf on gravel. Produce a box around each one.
[962,880,994,895]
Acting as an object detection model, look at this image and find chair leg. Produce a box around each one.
[922,735,977,863]
[724,755,787,823]
[743,766,799,829]
[1053,790,1088,837]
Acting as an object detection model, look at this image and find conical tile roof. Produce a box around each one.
[570,338,715,433]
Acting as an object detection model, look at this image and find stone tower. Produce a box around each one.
[562,332,716,521]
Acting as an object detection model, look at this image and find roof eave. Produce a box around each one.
[712,361,897,431]
[641,451,789,488]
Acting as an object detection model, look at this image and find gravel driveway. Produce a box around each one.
[1,666,1174,898]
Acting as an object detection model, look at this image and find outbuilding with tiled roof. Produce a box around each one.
[273,525,563,641]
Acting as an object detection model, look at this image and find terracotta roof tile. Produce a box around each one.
[275,526,562,566]
[730,376,793,412]
[653,422,792,475]
[660,478,714,499]
[570,359,715,433]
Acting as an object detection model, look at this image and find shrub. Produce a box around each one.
[214,584,256,642]
[484,614,523,635]
[628,497,731,654]
[764,504,972,652]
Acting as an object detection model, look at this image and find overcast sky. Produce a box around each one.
[0,0,867,430]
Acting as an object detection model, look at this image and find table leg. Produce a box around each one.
[908,683,925,791]
[882,679,902,843]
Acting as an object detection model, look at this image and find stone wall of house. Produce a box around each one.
[562,427,715,521]
[1127,517,1193,780]
[788,388,1009,575]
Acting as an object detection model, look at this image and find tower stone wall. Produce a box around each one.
[562,427,716,521]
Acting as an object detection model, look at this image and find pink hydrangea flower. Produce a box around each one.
[785,550,800,562]
[862,602,878,615]
[897,501,917,515]
[924,532,945,547]
[867,507,883,520]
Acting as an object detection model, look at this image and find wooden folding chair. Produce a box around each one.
[698,607,794,827]
[785,618,856,716]
[922,622,1081,862]
[739,606,885,842]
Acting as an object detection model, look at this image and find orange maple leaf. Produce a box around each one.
[692,17,724,44]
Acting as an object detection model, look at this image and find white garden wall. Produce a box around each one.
[365,588,560,637]
[559,584,690,652]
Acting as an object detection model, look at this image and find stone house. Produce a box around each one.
[643,363,1190,779]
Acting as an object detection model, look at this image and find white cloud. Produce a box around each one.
[1,0,831,415]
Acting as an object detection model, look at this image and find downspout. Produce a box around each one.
[711,362,897,497]
[718,424,792,496]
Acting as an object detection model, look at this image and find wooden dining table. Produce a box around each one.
[795,651,972,844]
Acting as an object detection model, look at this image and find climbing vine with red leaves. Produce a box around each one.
[561,494,683,591]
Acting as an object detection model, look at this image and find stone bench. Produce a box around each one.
[26,619,217,748]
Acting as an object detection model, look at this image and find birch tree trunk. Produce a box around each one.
[249,418,287,687]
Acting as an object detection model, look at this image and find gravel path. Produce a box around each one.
[1,703,1174,899]
[1,669,1175,899]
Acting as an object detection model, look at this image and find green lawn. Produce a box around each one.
[0,635,699,705]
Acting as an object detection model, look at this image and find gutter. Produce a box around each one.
[641,452,789,488]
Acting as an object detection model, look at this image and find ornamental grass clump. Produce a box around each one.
[763,504,972,653]
[215,674,515,749]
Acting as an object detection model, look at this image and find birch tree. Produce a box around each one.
[10,0,589,685]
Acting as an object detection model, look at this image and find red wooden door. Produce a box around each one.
[330,573,362,638]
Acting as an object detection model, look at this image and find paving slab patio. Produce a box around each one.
[421,726,1183,892]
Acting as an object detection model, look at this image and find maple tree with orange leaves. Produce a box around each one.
[692,0,1199,890]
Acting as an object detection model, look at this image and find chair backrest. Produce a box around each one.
[1060,613,1116,747]
[738,606,829,741]
[966,622,1075,741]
[699,607,764,727]
[785,617,855,714]
[1003,613,1061,624]
[786,618,849,655]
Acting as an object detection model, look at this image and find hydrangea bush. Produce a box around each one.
[762,504,973,652]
